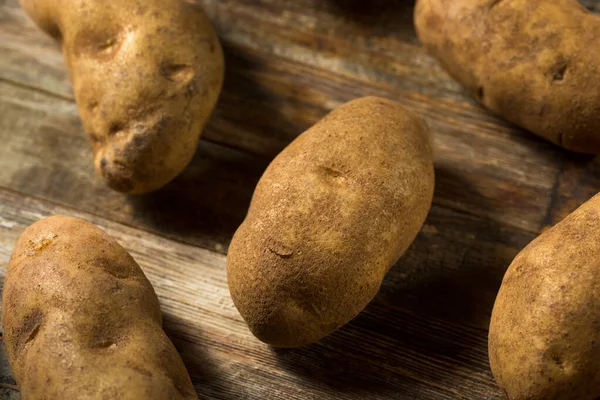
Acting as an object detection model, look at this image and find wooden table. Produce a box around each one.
[1,1,599,398]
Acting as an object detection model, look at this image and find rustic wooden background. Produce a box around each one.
[1,0,599,398]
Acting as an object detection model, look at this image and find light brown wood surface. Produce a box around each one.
[0,0,599,398]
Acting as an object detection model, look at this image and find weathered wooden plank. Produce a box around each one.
[0,0,576,236]
[203,0,599,93]
[0,54,561,239]
[0,0,441,99]
[0,80,271,253]
[0,2,71,99]
[0,187,530,398]
[3,0,599,98]
[196,0,600,230]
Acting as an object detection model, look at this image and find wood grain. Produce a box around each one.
[0,0,574,238]
[0,187,534,399]
[0,0,599,398]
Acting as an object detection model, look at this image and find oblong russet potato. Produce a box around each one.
[414,0,600,153]
[489,193,600,399]
[20,0,225,193]
[227,97,435,348]
[2,216,198,400]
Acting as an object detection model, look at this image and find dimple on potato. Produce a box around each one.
[414,0,600,153]
[20,0,225,193]
[489,193,600,400]
[227,97,435,348]
[2,216,198,400]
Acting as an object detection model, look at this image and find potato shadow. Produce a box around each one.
[127,141,269,253]
[127,45,322,252]
[162,313,229,399]
[326,0,418,42]
[205,45,319,157]
[0,276,17,389]
[0,338,18,391]
[272,168,523,398]
[391,166,535,329]
[581,0,600,12]
[543,151,599,227]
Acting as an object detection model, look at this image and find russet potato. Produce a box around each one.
[227,97,435,347]
[2,216,198,399]
[20,0,224,193]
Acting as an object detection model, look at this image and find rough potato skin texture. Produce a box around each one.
[414,0,600,153]
[2,216,198,400]
[489,194,600,400]
[227,97,435,348]
[20,0,224,193]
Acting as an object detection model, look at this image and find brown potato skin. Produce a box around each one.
[414,0,600,153]
[489,194,600,400]
[2,216,198,400]
[227,97,435,348]
[20,0,224,193]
